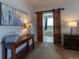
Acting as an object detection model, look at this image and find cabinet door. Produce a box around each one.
[64,35,79,50]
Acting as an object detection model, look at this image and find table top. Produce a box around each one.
[64,34,79,37]
[3,34,34,49]
[64,33,79,35]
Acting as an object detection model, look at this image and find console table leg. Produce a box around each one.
[2,45,7,59]
[11,48,16,59]
[27,41,29,51]
[32,37,34,49]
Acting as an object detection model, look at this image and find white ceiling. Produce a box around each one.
[28,0,66,11]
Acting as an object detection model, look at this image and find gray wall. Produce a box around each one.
[34,0,79,45]
[0,0,35,59]
[0,0,35,42]
[35,0,79,34]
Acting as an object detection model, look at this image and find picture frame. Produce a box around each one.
[0,2,28,26]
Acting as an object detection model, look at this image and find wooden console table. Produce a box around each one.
[64,34,79,50]
[2,34,34,59]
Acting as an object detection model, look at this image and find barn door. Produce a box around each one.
[53,9,61,44]
[36,12,43,42]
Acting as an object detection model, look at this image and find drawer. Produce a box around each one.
[64,34,79,50]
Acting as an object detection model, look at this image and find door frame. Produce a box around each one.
[42,12,53,43]
[35,8,64,44]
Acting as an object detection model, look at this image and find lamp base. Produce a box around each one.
[70,28,73,35]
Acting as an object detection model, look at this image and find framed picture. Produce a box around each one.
[0,2,28,26]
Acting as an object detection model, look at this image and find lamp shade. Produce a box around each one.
[67,21,77,27]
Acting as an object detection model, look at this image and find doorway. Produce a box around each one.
[43,12,53,43]
[36,8,64,44]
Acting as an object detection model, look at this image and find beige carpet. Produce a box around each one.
[26,43,79,59]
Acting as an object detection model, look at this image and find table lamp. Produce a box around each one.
[67,21,77,35]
